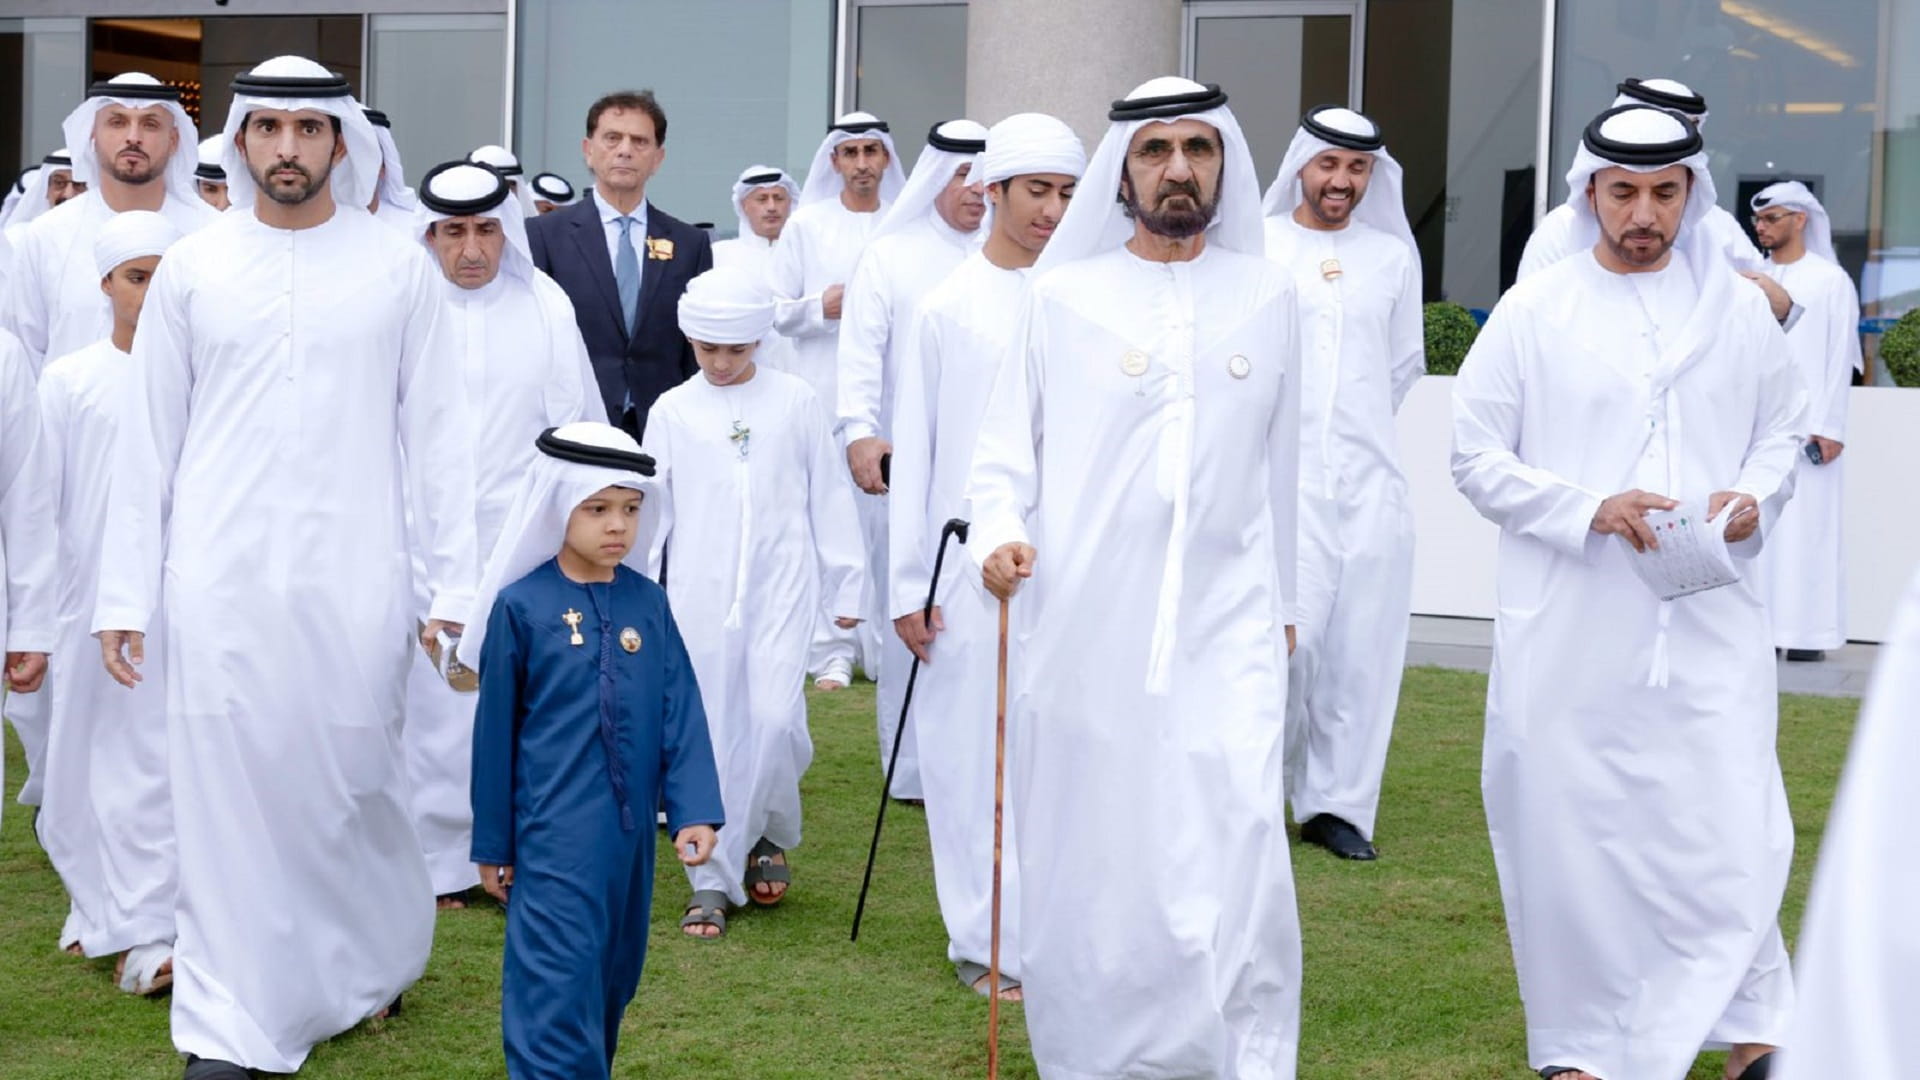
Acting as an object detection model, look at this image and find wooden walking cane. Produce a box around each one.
[987,594,1009,1079]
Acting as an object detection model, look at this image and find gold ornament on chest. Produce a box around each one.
[563,608,584,646]
[1320,258,1343,281]
[620,627,643,654]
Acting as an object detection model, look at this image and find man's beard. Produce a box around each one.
[109,153,159,186]
[1121,173,1219,239]
[1302,180,1364,226]
[1602,224,1674,267]
[251,158,331,206]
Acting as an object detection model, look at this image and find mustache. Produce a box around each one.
[268,160,312,178]
[1155,180,1201,202]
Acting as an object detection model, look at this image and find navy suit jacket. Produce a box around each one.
[526,192,712,438]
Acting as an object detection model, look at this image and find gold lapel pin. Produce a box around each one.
[563,608,584,647]
[620,627,643,654]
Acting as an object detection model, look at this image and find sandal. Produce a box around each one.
[1539,1069,1591,1079]
[681,890,729,938]
[1735,1053,1774,1080]
[744,838,791,907]
[956,960,1022,999]
[116,942,174,996]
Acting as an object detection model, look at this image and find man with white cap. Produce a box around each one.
[651,265,865,935]
[529,171,576,214]
[469,143,534,217]
[771,112,904,690]
[0,319,54,829]
[4,75,217,373]
[838,118,987,798]
[37,210,180,995]
[1775,565,1920,1080]
[968,77,1305,1077]
[401,159,605,906]
[1452,103,1803,1080]
[365,107,419,230]
[1748,181,1860,663]
[92,56,477,1079]
[889,110,1084,1001]
[3,151,82,247]
[712,165,799,370]
[193,137,229,211]
[1261,105,1422,863]
[1517,77,1798,328]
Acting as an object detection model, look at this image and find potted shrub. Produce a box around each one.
[1880,308,1920,388]
[1423,301,1481,376]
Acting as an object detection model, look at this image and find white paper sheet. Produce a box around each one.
[1626,505,1742,601]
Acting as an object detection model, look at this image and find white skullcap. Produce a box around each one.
[62,73,201,204]
[677,264,776,345]
[979,113,1086,186]
[221,56,381,212]
[1037,76,1264,272]
[92,209,181,278]
[1751,180,1836,263]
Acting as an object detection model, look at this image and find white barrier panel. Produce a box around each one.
[1396,378,1919,643]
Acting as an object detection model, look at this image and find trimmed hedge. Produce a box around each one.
[1424,302,1480,376]
[1880,307,1920,388]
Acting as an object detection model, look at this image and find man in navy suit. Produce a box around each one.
[528,89,712,438]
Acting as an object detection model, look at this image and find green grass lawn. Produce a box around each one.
[0,668,1857,1079]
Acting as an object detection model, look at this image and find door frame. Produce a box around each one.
[1181,0,1367,112]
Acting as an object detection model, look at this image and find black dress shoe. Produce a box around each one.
[1300,814,1377,861]
[183,1057,251,1079]
[1737,1051,1775,1080]
[1784,649,1826,662]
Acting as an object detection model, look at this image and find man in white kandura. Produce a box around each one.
[0,321,54,828]
[1452,104,1804,1080]
[1517,77,1799,329]
[93,56,477,1080]
[839,118,987,800]
[5,74,217,372]
[712,164,800,370]
[770,112,904,690]
[1775,564,1920,1079]
[1747,182,1860,663]
[193,137,230,211]
[402,160,605,907]
[3,75,217,815]
[365,107,419,231]
[890,110,1084,1001]
[38,211,181,997]
[968,76,1304,1079]
[1262,106,1423,862]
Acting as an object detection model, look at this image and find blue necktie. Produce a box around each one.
[615,215,641,338]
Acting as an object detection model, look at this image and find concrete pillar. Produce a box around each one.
[20,18,85,162]
[965,0,1182,147]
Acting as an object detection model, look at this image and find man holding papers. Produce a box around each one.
[1450,104,1805,1080]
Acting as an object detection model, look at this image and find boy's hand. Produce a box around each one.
[675,826,718,866]
[421,619,465,650]
[477,863,513,904]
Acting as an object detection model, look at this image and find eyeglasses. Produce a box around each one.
[1754,210,1803,227]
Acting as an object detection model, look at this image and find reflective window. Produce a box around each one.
[851,2,967,171]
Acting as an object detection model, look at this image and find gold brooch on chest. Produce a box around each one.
[1320,258,1343,281]
[1120,349,1150,377]
[1227,355,1251,380]
[563,608,584,646]
[620,627,642,653]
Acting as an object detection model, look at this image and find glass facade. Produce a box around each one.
[849,1,966,169]
[514,0,833,233]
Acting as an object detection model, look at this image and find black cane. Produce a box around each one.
[850,517,969,942]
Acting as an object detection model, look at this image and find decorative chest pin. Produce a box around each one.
[1121,349,1150,377]
[646,237,675,261]
[1228,354,1251,379]
[620,627,642,653]
[1320,258,1342,280]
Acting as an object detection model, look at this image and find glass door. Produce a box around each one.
[1183,0,1365,182]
